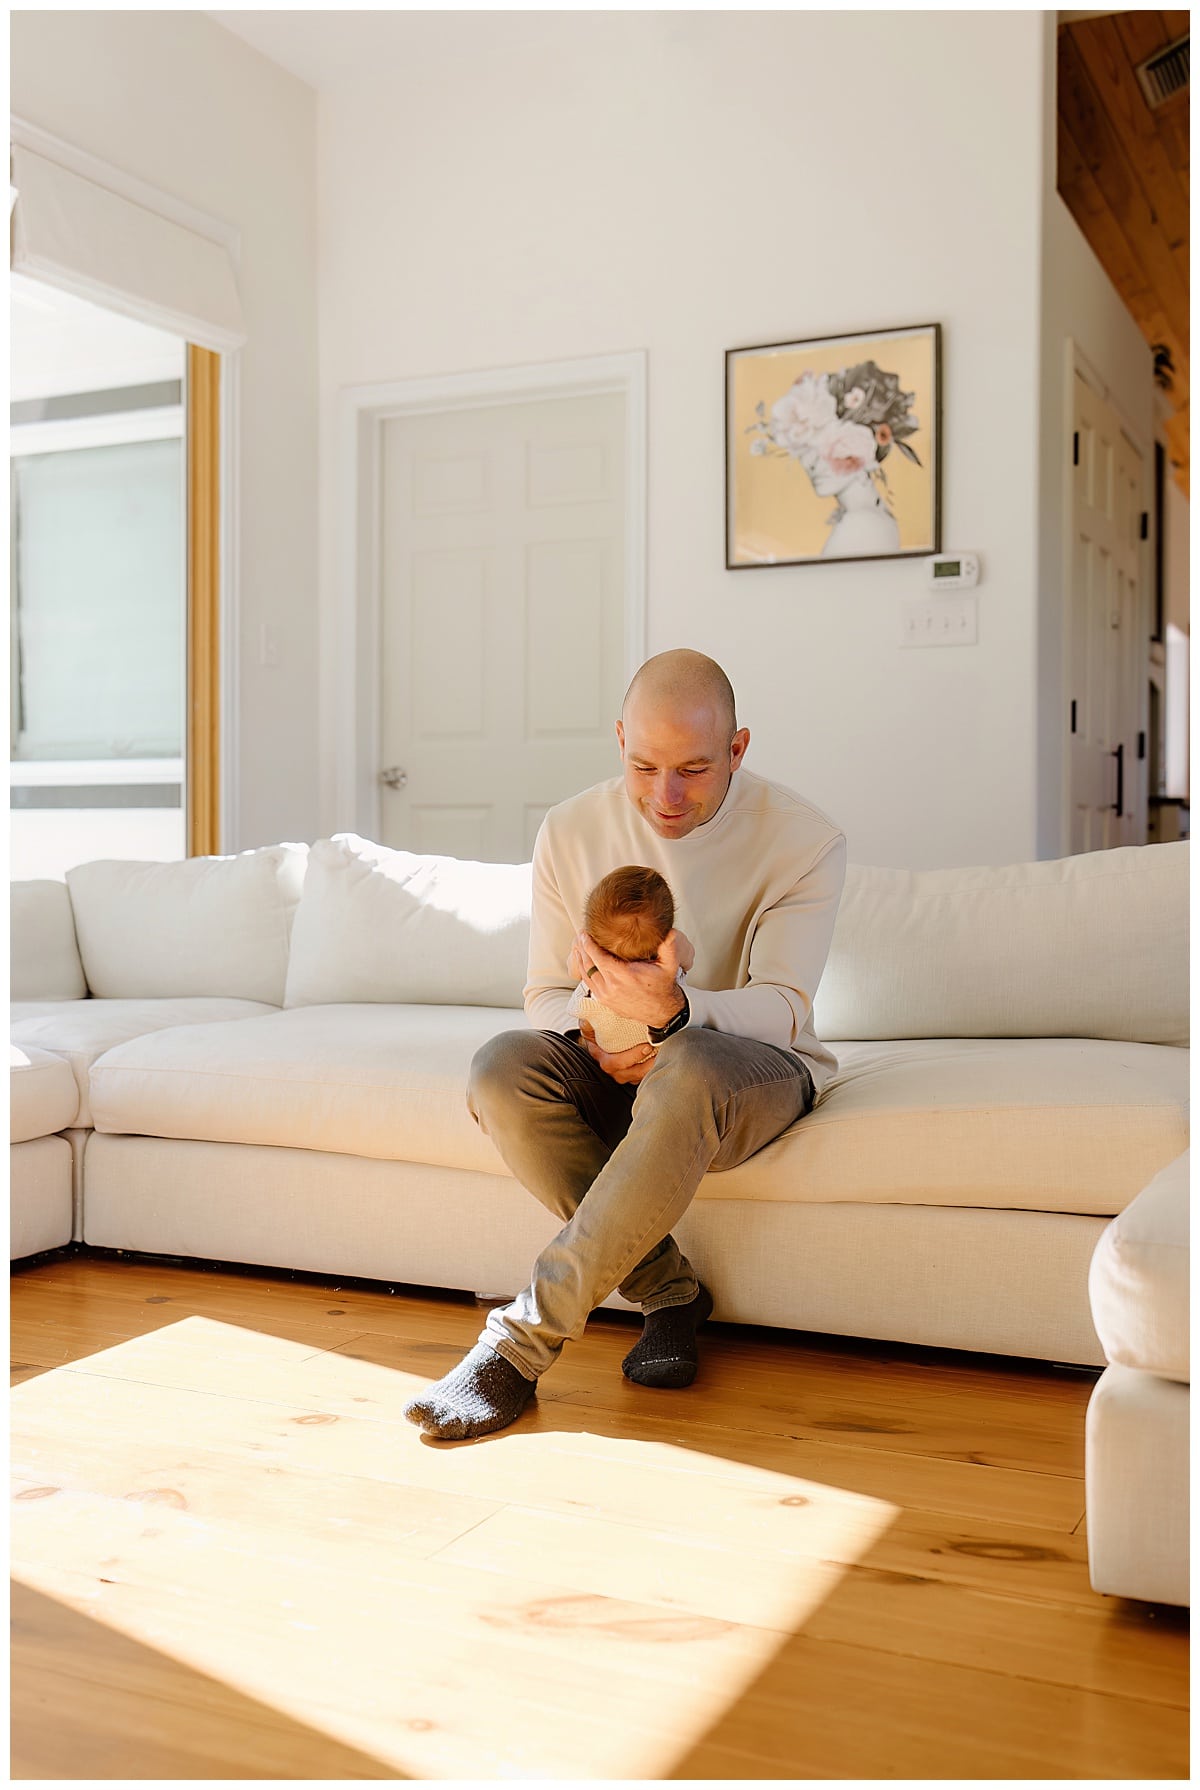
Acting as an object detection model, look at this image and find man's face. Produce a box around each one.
[616,695,750,839]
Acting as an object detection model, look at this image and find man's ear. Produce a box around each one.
[615,719,625,754]
[730,727,750,770]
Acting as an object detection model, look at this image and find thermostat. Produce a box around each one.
[929,552,980,589]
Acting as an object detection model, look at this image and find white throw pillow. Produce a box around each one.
[284,833,532,1009]
[10,880,87,1001]
[66,844,308,1004]
[814,841,1188,1045]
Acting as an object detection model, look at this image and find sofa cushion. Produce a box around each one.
[10,1133,74,1259]
[10,1043,79,1142]
[715,1038,1189,1216]
[814,842,1188,1047]
[87,1015,1187,1216]
[65,844,308,1003]
[284,834,533,1010]
[11,998,279,1129]
[10,881,87,1001]
[89,1005,528,1173]
[1088,1150,1189,1383]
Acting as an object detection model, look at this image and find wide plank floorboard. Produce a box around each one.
[10,1254,1188,1779]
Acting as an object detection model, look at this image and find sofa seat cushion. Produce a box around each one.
[88,1005,530,1172]
[87,1016,1187,1216]
[1088,1150,1189,1383]
[715,1037,1188,1216]
[11,999,279,1129]
[11,1044,79,1142]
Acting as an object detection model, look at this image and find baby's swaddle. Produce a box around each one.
[567,982,655,1054]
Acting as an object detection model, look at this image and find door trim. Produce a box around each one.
[187,345,221,856]
[1061,336,1150,853]
[329,351,647,840]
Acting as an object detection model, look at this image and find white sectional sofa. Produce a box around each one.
[1086,1149,1190,1606]
[11,833,1190,1601]
[10,832,1188,1375]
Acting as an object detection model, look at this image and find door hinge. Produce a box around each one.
[1070,699,1077,735]
[1073,432,1080,467]
[1140,511,1149,541]
[1138,730,1146,759]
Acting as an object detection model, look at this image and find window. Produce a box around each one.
[9,282,187,878]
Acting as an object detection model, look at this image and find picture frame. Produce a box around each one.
[725,322,942,569]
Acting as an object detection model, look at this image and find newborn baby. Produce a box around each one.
[568,865,686,1054]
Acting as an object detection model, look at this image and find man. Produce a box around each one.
[404,649,847,1439]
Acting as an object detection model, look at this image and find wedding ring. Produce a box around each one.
[586,964,599,978]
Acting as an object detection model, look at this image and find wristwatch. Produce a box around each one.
[647,991,691,1045]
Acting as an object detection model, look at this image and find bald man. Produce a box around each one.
[404,650,847,1439]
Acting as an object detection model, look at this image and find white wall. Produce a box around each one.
[1036,15,1156,858]
[316,10,1049,870]
[11,10,320,854]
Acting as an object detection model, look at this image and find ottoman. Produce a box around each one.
[1086,1149,1190,1606]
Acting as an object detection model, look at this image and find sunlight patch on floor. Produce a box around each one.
[12,1314,901,1777]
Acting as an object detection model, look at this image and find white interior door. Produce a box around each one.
[379,392,627,862]
[1067,371,1147,853]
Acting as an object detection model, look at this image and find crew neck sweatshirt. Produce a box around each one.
[524,767,848,1101]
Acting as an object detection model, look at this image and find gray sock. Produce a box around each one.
[403,1342,536,1440]
[622,1283,714,1389]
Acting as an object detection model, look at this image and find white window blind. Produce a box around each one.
[10,145,247,352]
[12,439,185,761]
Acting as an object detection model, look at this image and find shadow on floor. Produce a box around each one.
[11,1579,401,1780]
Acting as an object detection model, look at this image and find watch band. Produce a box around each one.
[647,991,690,1044]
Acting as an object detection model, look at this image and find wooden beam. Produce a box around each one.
[1113,10,1174,64]
[1057,112,1188,385]
[1058,33,1190,350]
[1070,16,1188,253]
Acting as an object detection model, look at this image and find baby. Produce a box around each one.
[568,865,686,1054]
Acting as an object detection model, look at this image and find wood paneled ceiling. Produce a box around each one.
[1058,10,1190,494]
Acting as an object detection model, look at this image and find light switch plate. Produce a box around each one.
[900,595,978,648]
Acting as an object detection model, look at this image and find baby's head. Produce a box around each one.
[584,866,675,964]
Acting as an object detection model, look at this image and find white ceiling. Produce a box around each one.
[205,10,412,90]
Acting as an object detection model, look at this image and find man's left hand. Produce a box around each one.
[570,929,689,1028]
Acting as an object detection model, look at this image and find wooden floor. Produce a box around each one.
[9,1252,1189,1780]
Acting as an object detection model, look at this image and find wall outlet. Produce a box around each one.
[900,594,978,648]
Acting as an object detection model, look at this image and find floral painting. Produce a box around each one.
[726,324,941,567]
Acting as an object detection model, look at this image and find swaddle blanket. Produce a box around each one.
[567,982,655,1054]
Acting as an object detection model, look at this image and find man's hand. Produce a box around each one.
[577,1017,657,1086]
[570,928,693,1027]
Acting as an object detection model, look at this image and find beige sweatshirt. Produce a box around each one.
[524,767,848,1101]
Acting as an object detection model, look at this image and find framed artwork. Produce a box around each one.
[726,322,942,568]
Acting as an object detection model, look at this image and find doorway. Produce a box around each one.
[1065,363,1149,852]
[334,354,646,860]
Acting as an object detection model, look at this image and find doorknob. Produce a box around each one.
[378,766,408,790]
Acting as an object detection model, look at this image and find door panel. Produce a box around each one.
[1067,373,1147,853]
[380,394,627,863]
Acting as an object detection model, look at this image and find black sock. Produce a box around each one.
[621,1284,714,1389]
[403,1342,536,1439]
